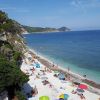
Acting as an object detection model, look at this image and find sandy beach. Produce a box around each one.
[29,49,100,89]
[20,48,100,100]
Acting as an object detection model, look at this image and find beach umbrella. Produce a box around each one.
[76,88,85,95]
[78,84,88,89]
[59,94,69,99]
[58,73,65,80]
[36,63,40,68]
[41,76,48,80]
[76,88,85,92]
[39,96,50,100]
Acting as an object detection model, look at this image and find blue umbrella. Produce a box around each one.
[59,94,69,100]
[58,73,65,80]
[64,94,69,99]
[36,63,40,68]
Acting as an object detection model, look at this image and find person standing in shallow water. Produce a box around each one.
[52,62,55,67]
[83,75,86,78]
[67,67,70,80]
[67,67,70,72]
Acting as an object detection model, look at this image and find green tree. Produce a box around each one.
[0,10,22,34]
[0,10,28,100]
[0,11,8,24]
[0,55,29,99]
[15,91,26,100]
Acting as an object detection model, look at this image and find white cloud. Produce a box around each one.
[0,7,17,10]
[70,0,100,8]
[69,0,100,14]
[0,7,30,13]
[70,0,80,7]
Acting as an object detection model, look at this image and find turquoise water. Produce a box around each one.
[24,30,100,83]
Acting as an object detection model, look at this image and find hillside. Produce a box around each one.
[23,25,70,33]
[0,10,29,100]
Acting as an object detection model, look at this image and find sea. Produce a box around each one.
[23,30,100,83]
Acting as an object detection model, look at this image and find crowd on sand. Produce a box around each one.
[20,51,100,100]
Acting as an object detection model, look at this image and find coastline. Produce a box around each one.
[22,31,30,34]
[29,48,85,79]
[27,47,100,95]
[23,31,70,34]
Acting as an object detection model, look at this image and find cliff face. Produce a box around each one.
[0,11,29,100]
[0,10,28,67]
[0,11,27,54]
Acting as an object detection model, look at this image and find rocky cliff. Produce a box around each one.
[0,10,27,54]
[0,10,29,100]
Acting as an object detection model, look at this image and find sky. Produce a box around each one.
[0,0,100,30]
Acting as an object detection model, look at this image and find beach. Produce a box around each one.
[29,49,100,90]
[20,48,100,100]
[24,31,100,83]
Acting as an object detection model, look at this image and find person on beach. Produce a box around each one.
[67,67,70,72]
[52,62,55,67]
[49,84,53,88]
[80,94,86,100]
[44,66,47,72]
[32,67,35,74]
[67,67,70,80]
[83,74,87,79]
[71,90,77,94]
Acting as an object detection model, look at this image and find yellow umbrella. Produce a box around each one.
[39,96,50,100]
[59,94,69,99]
[59,94,64,99]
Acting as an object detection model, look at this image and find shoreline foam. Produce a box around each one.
[27,47,100,95]
[29,48,98,81]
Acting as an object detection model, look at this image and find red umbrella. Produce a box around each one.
[78,84,88,89]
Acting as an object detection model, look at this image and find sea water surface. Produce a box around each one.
[24,30,100,83]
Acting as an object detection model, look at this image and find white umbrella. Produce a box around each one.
[41,76,48,80]
[29,65,34,69]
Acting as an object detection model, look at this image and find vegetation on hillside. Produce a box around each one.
[23,25,57,32]
[0,10,29,100]
[0,54,28,99]
[0,11,25,35]
[23,25,70,33]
